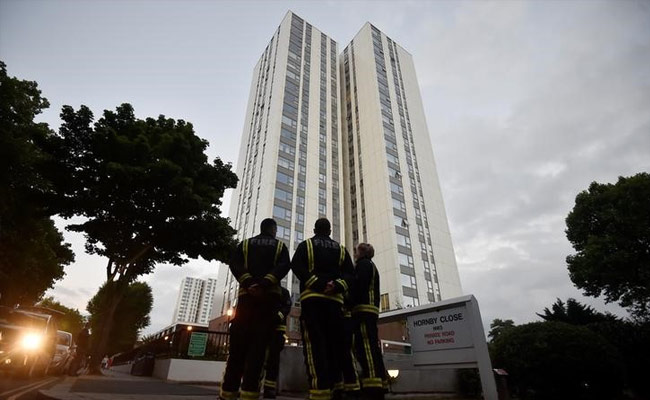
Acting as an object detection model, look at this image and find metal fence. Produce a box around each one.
[113,329,230,365]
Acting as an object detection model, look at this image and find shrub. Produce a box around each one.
[491,321,625,400]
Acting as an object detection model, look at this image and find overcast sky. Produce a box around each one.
[2,0,649,336]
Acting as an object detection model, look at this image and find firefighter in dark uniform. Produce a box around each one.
[291,218,354,400]
[263,287,292,398]
[352,243,386,400]
[220,218,290,400]
[342,300,361,399]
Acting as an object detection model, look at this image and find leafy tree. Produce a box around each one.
[491,321,625,400]
[48,103,237,372]
[488,318,515,342]
[38,296,86,334]
[536,298,620,325]
[0,61,74,306]
[87,281,153,356]
[566,173,650,319]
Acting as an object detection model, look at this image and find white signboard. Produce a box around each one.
[408,304,472,351]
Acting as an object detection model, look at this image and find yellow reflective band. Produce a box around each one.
[264,273,278,284]
[275,325,287,332]
[360,322,375,378]
[339,245,345,266]
[302,320,318,389]
[274,240,283,265]
[336,278,348,292]
[333,382,344,390]
[238,288,248,296]
[344,383,361,391]
[239,272,252,283]
[220,389,239,400]
[243,239,249,270]
[278,311,284,320]
[306,239,314,272]
[309,389,332,400]
[264,380,277,388]
[369,261,376,305]
[241,390,260,400]
[361,378,383,388]
[343,310,352,318]
[300,290,344,304]
[305,275,318,288]
[352,304,379,315]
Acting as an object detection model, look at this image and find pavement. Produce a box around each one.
[36,369,468,400]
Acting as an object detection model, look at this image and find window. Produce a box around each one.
[390,182,403,195]
[396,232,411,247]
[401,295,419,307]
[279,142,295,156]
[392,198,406,212]
[380,293,390,311]
[398,253,413,268]
[276,171,294,186]
[274,188,292,203]
[278,156,295,170]
[277,225,291,241]
[400,273,416,289]
[282,115,297,128]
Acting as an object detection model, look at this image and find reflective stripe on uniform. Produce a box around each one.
[243,239,249,269]
[264,380,277,389]
[309,389,331,400]
[361,377,383,388]
[300,290,344,304]
[275,325,287,332]
[360,322,375,378]
[306,239,315,272]
[339,245,345,266]
[274,240,283,265]
[241,390,260,400]
[302,319,318,389]
[220,389,239,400]
[352,304,379,315]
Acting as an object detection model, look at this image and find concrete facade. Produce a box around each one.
[214,11,462,322]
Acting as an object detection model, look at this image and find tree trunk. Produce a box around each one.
[87,279,128,374]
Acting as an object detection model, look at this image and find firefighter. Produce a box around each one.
[220,218,290,400]
[291,218,355,400]
[341,301,361,399]
[352,243,386,400]
[263,287,292,398]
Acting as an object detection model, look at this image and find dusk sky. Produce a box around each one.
[2,0,649,335]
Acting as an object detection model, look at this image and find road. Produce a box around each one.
[0,373,63,400]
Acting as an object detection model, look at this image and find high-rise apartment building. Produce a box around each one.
[172,277,218,325]
[340,24,462,309]
[214,11,461,318]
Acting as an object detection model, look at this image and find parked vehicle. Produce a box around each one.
[0,306,59,377]
[49,330,74,374]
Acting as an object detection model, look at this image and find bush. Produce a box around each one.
[491,321,625,400]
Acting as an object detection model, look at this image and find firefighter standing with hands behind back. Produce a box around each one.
[291,218,355,400]
[220,218,290,400]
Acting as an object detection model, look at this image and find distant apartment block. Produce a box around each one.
[172,277,217,325]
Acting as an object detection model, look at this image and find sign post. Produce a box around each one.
[379,295,497,400]
[187,332,208,357]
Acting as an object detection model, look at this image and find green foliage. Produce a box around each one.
[38,296,85,334]
[488,318,515,342]
[87,281,153,355]
[0,61,74,306]
[49,103,238,281]
[536,298,620,325]
[566,173,650,319]
[491,321,625,400]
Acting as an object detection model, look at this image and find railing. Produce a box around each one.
[113,329,230,365]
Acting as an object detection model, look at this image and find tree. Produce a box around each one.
[565,173,650,319]
[487,318,515,342]
[87,281,153,356]
[38,297,85,334]
[48,103,237,372]
[536,298,620,325]
[491,321,625,400]
[0,61,74,306]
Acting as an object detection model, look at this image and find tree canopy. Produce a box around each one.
[38,296,85,334]
[491,321,625,400]
[536,298,620,325]
[0,61,74,306]
[565,172,650,319]
[87,281,153,355]
[487,318,515,342]
[46,102,237,371]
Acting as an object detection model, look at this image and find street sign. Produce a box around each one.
[187,332,208,357]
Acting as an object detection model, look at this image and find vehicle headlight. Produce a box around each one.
[20,333,43,351]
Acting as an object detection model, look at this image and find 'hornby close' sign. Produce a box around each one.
[408,305,472,350]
